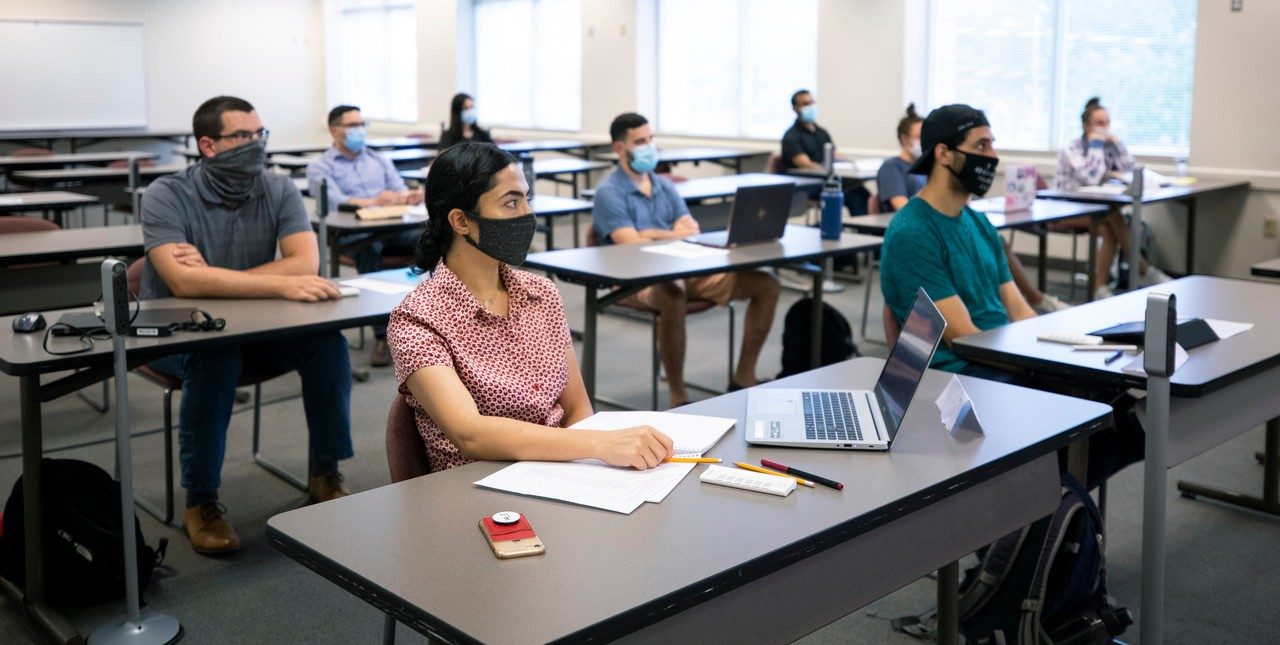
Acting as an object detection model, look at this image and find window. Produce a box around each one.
[472,0,582,131]
[644,0,818,140]
[324,0,418,122]
[926,0,1197,156]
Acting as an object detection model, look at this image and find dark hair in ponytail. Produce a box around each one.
[896,103,923,140]
[1081,97,1105,127]
[410,142,518,273]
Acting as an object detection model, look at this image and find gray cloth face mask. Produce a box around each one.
[198,140,267,205]
[462,210,538,266]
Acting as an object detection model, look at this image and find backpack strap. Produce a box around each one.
[958,525,1032,619]
[1019,485,1086,645]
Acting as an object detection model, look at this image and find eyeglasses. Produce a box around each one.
[338,121,368,129]
[212,128,270,144]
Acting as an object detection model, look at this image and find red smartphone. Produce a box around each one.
[479,512,545,559]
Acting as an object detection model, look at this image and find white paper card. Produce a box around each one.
[854,158,884,174]
[474,460,692,514]
[936,375,984,437]
[339,277,414,294]
[1076,184,1126,195]
[404,204,427,218]
[569,411,735,457]
[1122,343,1189,376]
[0,196,24,205]
[1203,318,1253,340]
[640,241,729,260]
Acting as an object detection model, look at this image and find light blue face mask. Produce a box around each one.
[344,126,366,152]
[628,143,658,173]
[800,104,818,123]
[461,107,478,125]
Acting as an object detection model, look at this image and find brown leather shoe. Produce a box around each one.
[183,502,240,555]
[308,471,350,504]
[370,339,390,367]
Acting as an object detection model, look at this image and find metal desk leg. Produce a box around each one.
[1176,417,1280,515]
[1086,215,1099,301]
[572,212,581,248]
[937,561,959,645]
[583,285,599,402]
[1184,198,1196,275]
[1037,228,1048,294]
[329,230,342,278]
[543,215,555,251]
[810,269,824,370]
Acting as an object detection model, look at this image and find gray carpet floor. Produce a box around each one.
[1,211,1277,643]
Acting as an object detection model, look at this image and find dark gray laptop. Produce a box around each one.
[687,183,793,248]
[744,288,946,450]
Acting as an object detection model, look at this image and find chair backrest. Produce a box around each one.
[0,215,60,234]
[386,395,431,482]
[882,305,901,346]
[10,148,53,158]
[766,153,784,174]
[107,158,158,169]
[126,257,146,296]
[867,192,882,215]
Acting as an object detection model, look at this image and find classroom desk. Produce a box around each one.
[9,163,186,187]
[399,157,611,198]
[787,159,883,182]
[523,225,882,403]
[0,224,144,314]
[0,223,142,266]
[0,191,101,227]
[845,197,1110,296]
[312,195,594,273]
[0,151,159,172]
[1252,258,1280,278]
[0,288,404,644]
[953,276,1280,633]
[176,138,435,162]
[266,357,1112,644]
[1037,178,1250,276]
[0,128,190,153]
[273,149,439,173]
[497,138,605,159]
[580,173,824,204]
[594,146,768,174]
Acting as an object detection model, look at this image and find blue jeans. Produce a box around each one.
[351,229,421,338]
[149,330,354,494]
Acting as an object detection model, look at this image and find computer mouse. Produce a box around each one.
[12,312,46,333]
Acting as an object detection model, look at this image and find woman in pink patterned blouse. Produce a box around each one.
[387,142,674,473]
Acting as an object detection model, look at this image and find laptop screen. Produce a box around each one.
[872,288,947,440]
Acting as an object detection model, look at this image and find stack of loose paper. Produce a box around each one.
[355,204,410,220]
[473,411,736,514]
[639,241,729,260]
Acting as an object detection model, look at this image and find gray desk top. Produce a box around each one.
[523,225,881,288]
[953,275,1280,397]
[266,357,1111,644]
[398,157,610,184]
[0,284,403,377]
[0,151,159,168]
[0,127,189,140]
[845,198,1108,234]
[276,148,438,172]
[10,163,186,184]
[0,223,142,266]
[1251,258,1280,278]
[312,195,593,232]
[595,145,768,164]
[788,162,880,182]
[498,138,603,154]
[0,190,99,213]
[581,173,823,201]
[1037,177,1250,205]
[177,138,435,160]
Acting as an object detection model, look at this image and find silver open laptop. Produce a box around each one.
[686,182,793,248]
[745,288,947,450]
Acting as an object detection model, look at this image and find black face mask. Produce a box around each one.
[462,210,538,266]
[198,140,267,205]
[945,148,999,197]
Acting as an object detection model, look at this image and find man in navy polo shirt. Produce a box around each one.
[779,89,870,215]
[592,112,780,408]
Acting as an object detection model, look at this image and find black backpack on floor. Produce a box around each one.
[957,473,1132,644]
[778,297,859,378]
[0,458,166,605]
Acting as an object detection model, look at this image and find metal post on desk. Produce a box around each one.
[317,179,332,279]
[1139,290,1176,645]
[89,259,182,644]
[582,285,598,400]
[1127,165,1145,292]
[129,158,142,223]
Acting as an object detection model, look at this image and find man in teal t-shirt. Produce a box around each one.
[880,104,1036,374]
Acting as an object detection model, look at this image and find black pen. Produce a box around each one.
[761,459,843,491]
[1104,350,1125,365]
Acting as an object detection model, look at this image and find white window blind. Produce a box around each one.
[652,0,818,140]
[927,0,1197,156]
[326,0,418,123]
[473,0,582,131]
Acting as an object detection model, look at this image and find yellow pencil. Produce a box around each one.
[733,461,815,487]
[664,457,722,463]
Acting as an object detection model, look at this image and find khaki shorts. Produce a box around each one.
[619,271,741,309]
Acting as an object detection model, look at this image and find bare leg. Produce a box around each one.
[1096,216,1119,288]
[1004,239,1044,306]
[730,272,781,387]
[648,282,689,407]
[1108,208,1151,274]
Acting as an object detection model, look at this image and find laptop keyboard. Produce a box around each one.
[802,391,863,441]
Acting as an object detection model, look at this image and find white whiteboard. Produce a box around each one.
[0,19,147,131]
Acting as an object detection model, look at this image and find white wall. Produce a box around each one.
[0,0,325,142]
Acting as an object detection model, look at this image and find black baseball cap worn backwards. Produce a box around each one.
[909,104,990,175]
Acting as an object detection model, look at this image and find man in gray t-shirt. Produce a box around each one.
[142,96,354,556]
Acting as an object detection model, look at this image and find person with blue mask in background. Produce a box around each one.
[307,104,423,367]
[439,93,493,150]
[592,112,780,408]
[779,89,870,215]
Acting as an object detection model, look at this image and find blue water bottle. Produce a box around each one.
[819,143,843,240]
